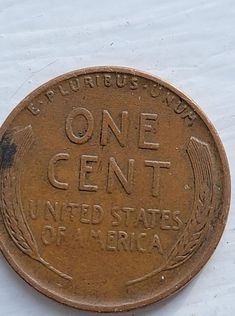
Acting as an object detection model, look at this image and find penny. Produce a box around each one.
[0,67,230,312]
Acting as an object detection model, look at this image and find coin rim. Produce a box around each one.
[0,66,231,312]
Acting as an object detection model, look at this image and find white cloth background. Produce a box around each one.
[0,0,234,315]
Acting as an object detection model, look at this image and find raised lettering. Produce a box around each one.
[145,160,171,197]
[108,157,134,194]
[41,225,56,245]
[58,84,69,96]
[104,74,112,87]
[48,153,70,190]
[137,233,147,253]
[139,113,159,150]
[45,90,55,102]
[27,103,40,115]
[101,110,128,147]
[84,76,94,88]
[66,107,94,144]
[79,155,98,191]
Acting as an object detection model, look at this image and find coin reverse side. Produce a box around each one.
[0,67,230,312]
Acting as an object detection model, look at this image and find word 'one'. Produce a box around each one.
[47,108,171,197]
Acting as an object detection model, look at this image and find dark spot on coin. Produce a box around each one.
[0,130,17,169]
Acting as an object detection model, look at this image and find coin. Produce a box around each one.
[0,67,230,312]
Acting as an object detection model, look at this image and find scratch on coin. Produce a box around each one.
[10,60,57,99]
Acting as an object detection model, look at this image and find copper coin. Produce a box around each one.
[0,67,230,312]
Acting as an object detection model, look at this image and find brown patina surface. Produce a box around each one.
[0,67,230,312]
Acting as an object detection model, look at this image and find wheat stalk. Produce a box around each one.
[127,137,214,286]
[0,126,72,281]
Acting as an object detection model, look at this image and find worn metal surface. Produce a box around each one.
[0,67,230,312]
